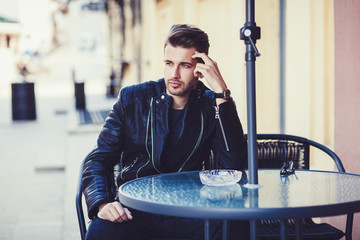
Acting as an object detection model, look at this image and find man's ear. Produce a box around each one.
[194,70,204,79]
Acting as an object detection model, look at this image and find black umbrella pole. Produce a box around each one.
[246,0,255,22]
[242,2,261,239]
[241,1,261,239]
[246,57,258,185]
[246,55,260,240]
[241,0,261,186]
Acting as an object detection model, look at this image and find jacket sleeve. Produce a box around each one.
[211,100,248,170]
[81,94,126,219]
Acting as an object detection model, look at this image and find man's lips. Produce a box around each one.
[169,80,182,88]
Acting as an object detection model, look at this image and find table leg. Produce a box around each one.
[345,213,354,239]
[280,219,289,240]
[205,219,210,240]
[250,220,259,240]
[222,220,228,240]
[295,219,303,240]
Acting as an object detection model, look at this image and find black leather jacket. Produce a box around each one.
[82,78,247,219]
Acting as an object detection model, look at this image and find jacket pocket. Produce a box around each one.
[119,155,151,180]
[120,157,138,180]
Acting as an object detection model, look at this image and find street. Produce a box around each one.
[0,3,114,239]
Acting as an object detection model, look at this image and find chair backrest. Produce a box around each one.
[255,134,345,172]
[208,134,344,172]
[256,136,309,170]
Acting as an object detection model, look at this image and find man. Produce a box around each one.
[82,24,249,239]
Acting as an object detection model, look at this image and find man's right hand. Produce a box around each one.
[97,202,133,223]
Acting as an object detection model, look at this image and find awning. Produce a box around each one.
[0,16,21,35]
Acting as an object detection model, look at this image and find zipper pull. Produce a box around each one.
[214,105,230,151]
[214,106,220,119]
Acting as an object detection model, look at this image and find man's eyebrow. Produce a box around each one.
[181,61,194,66]
[164,59,194,66]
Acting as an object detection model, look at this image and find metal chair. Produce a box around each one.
[75,156,87,240]
[76,157,183,240]
[76,155,122,239]
[254,134,352,240]
[76,134,353,239]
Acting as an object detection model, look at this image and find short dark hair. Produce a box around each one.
[164,24,210,55]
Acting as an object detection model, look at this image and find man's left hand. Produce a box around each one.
[192,51,228,105]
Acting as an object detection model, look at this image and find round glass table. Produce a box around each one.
[118,169,360,239]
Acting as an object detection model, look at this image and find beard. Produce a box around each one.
[166,78,198,97]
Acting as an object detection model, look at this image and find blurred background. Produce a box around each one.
[0,0,359,239]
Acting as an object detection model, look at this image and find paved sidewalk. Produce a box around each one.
[0,7,115,240]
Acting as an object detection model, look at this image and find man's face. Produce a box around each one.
[164,44,198,98]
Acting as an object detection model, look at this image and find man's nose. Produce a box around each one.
[171,66,180,79]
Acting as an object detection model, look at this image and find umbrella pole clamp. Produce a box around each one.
[240,25,261,59]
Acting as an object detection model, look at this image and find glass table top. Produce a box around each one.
[118,169,360,220]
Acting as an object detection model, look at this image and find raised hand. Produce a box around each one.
[192,51,229,105]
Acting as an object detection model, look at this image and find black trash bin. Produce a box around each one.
[11,82,36,121]
[74,82,86,110]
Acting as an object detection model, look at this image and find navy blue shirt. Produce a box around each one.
[161,108,185,172]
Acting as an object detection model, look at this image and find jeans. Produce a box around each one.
[85,209,250,240]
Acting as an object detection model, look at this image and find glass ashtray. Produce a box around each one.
[199,169,242,186]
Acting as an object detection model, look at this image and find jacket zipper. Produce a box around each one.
[136,159,150,178]
[136,99,156,178]
[136,97,164,177]
[149,97,162,173]
[178,111,204,172]
[214,106,230,151]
